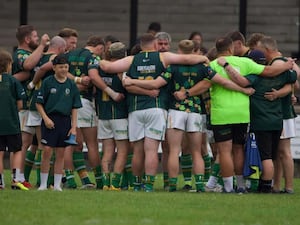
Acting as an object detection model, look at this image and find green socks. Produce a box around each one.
[47,153,55,187]
[133,176,142,191]
[65,169,77,188]
[203,154,211,182]
[102,173,111,189]
[181,154,192,185]
[144,175,155,192]
[73,151,92,185]
[93,165,103,189]
[121,153,133,189]
[211,163,223,186]
[169,177,177,192]
[0,174,4,188]
[194,174,205,192]
[24,150,35,182]
[163,172,169,189]
[111,173,122,188]
[34,149,42,186]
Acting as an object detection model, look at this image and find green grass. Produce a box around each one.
[1,171,299,225]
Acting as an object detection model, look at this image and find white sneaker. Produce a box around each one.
[80,183,95,189]
[53,186,62,192]
[38,186,47,191]
[205,184,223,193]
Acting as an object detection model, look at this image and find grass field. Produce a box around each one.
[1,172,299,225]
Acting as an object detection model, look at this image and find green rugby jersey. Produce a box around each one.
[12,48,34,109]
[126,51,168,112]
[246,60,297,131]
[96,67,128,120]
[0,73,26,135]
[271,57,297,120]
[161,63,214,113]
[36,76,82,116]
[29,53,54,111]
[67,48,100,101]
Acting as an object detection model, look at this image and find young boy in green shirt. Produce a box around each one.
[0,50,27,190]
[36,54,82,191]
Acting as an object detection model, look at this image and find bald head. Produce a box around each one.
[49,36,66,53]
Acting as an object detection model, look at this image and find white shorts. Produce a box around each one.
[206,129,215,143]
[201,114,207,132]
[167,109,203,132]
[19,110,35,134]
[98,119,128,140]
[128,108,167,142]
[77,98,97,128]
[280,118,296,139]
[26,110,42,127]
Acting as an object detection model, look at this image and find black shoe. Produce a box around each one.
[182,184,192,191]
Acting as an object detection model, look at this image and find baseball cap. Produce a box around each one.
[52,54,69,65]
[248,49,266,65]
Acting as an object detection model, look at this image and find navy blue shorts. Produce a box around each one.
[211,123,248,144]
[41,113,71,148]
[0,133,22,152]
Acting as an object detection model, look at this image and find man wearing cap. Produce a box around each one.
[36,54,82,191]
[220,36,299,193]
[100,33,211,192]
[123,39,255,192]
[183,36,293,193]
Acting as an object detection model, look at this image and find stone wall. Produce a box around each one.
[0,0,298,56]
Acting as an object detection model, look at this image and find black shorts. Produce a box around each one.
[211,123,248,144]
[254,130,281,161]
[41,113,71,148]
[0,133,22,152]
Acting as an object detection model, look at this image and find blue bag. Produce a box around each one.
[243,133,262,179]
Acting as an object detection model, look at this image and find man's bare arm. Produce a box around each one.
[123,76,167,89]
[161,52,209,68]
[261,59,293,77]
[13,71,31,82]
[23,34,50,70]
[217,57,250,87]
[100,56,134,74]
[125,85,159,98]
